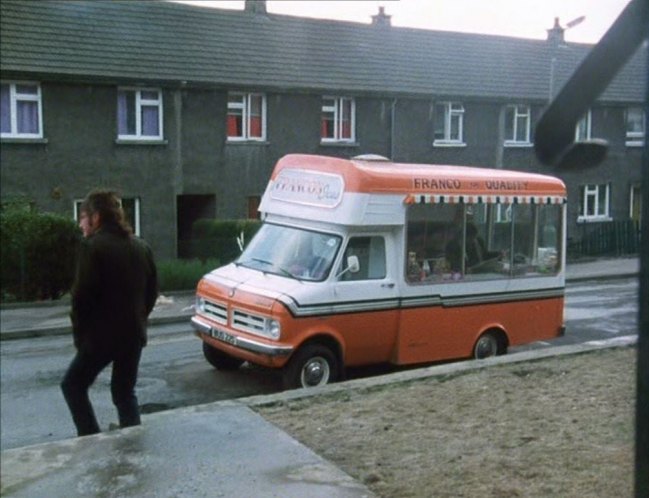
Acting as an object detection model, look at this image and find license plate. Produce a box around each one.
[210,326,237,346]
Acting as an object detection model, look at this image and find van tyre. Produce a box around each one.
[283,344,339,389]
[472,332,502,359]
[202,342,245,370]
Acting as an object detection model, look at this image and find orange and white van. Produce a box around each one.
[192,154,566,388]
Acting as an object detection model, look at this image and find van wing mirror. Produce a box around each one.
[347,255,360,273]
[336,255,360,279]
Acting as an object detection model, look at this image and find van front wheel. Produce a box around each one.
[202,342,245,370]
[283,344,339,390]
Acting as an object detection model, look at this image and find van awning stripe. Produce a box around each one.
[404,194,567,205]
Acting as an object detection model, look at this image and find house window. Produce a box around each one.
[321,96,355,142]
[494,203,512,223]
[630,184,641,222]
[504,105,531,145]
[575,110,592,142]
[247,195,261,219]
[578,184,610,222]
[227,93,266,141]
[626,107,645,146]
[74,197,141,236]
[117,88,163,140]
[121,197,141,236]
[0,82,43,138]
[434,102,464,145]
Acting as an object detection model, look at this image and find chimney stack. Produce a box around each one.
[244,0,267,15]
[371,6,391,27]
[546,17,565,45]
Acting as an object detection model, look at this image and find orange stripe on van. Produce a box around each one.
[271,154,566,198]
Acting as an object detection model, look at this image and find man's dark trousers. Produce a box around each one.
[61,345,142,436]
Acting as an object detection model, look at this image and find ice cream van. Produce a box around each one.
[191,154,566,389]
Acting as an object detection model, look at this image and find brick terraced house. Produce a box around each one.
[0,0,646,259]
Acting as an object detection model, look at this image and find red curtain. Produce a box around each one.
[250,116,262,137]
[227,115,240,137]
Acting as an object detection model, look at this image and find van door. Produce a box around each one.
[333,234,400,365]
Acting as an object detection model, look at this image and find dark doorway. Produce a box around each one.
[177,194,216,258]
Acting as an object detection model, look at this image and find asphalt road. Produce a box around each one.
[0,277,639,451]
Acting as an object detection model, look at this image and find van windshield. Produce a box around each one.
[237,224,342,281]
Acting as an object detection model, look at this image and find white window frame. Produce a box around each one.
[117,87,163,141]
[74,197,141,236]
[434,102,465,146]
[0,81,44,139]
[227,92,267,142]
[504,104,532,146]
[578,183,611,223]
[321,96,355,143]
[575,110,592,142]
[625,107,645,147]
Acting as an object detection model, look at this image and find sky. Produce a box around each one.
[175,0,632,44]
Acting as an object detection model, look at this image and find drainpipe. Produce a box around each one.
[173,82,185,258]
[495,105,505,169]
[390,98,397,160]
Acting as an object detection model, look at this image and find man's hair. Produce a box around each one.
[81,189,132,237]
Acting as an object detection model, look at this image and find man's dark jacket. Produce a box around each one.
[71,224,158,351]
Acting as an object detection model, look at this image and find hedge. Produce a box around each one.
[157,258,221,292]
[1,207,81,302]
[180,219,262,262]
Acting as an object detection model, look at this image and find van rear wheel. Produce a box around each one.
[283,344,339,390]
[473,332,501,359]
[202,342,245,370]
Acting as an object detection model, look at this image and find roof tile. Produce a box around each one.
[1,0,645,101]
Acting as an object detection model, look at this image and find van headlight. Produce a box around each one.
[267,319,281,340]
[196,297,206,313]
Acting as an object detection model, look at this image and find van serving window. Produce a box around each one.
[405,202,561,283]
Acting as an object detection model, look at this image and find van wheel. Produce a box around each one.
[283,344,339,390]
[202,342,244,370]
[473,332,501,359]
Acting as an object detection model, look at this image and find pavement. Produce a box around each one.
[0,256,640,497]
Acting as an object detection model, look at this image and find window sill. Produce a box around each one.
[433,141,466,148]
[226,140,269,145]
[577,216,613,224]
[320,141,359,147]
[115,139,168,145]
[504,142,534,148]
[1,137,48,144]
[625,140,645,147]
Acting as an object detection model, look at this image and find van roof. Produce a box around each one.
[272,154,566,198]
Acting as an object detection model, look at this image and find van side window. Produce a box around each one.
[406,204,462,283]
[340,236,386,280]
[406,202,562,283]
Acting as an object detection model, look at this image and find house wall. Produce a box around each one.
[0,80,643,260]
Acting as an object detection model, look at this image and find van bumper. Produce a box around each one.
[191,316,293,357]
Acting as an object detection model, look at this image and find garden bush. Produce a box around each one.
[1,206,81,302]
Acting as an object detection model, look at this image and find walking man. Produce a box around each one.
[61,190,158,436]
